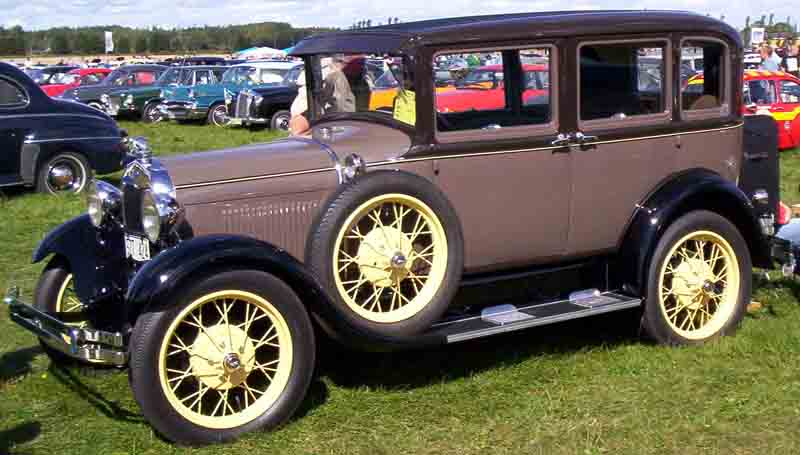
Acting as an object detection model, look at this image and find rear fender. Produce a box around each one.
[618,169,768,296]
[124,234,444,351]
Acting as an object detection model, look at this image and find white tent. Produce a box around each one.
[234,46,286,60]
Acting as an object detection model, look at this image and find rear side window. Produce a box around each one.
[0,78,28,107]
[781,80,800,104]
[681,40,726,112]
[134,71,158,84]
[579,42,667,121]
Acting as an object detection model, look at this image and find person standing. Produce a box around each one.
[760,44,782,71]
[782,42,799,77]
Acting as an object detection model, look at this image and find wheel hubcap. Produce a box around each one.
[658,231,740,340]
[188,324,257,390]
[47,162,80,192]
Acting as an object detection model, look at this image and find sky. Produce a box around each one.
[2,0,797,31]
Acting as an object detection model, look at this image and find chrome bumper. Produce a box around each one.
[228,116,268,126]
[158,102,206,120]
[4,287,128,366]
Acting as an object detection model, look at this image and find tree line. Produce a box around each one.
[0,22,336,56]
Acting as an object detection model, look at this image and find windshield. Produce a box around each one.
[222,66,288,85]
[158,68,182,85]
[307,54,414,126]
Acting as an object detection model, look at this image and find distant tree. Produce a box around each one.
[116,35,131,54]
[366,20,372,27]
[745,16,750,28]
[135,35,148,53]
[769,13,774,26]
[50,31,71,54]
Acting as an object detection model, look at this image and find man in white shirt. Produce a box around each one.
[760,44,782,71]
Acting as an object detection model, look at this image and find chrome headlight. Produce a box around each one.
[141,191,161,242]
[253,94,264,106]
[159,89,166,99]
[100,94,109,104]
[87,180,121,227]
[124,94,134,105]
[224,88,232,103]
[187,88,195,99]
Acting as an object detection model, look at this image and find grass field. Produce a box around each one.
[2,124,800,454]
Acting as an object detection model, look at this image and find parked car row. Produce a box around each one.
[6,10,800,448]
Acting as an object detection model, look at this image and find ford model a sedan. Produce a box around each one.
[5,11,797,445]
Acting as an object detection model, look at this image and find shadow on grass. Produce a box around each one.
[0,421,41,455]
[0,346,43,385]
[49,364,145,425]
[320,308,643,391]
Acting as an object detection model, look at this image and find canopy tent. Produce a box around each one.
[233,46,286,60]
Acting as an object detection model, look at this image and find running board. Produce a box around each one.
[430,292,641,344]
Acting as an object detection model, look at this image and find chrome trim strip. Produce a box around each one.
[24,136,121,144]
[1,113,107,121]
[173,123,743,189]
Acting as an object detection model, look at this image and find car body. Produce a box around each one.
[0,62,128,194]
[59,64,167,111]
[41,68,112,97]
[159,61,301,126]
[687,70,800,149]
[27,65,79,86]
[7,10,796,446]
[103,66,228,121]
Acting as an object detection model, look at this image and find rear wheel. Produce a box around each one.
[129,270,316,445]
[640,210,751,345]
[35,152,92,194]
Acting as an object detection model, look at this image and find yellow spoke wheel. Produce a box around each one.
[55,274,88,329]
[332,193,448,323]
[657,231,741,341]
[158,290,293,429]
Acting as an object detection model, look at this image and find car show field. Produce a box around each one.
[1,118,800,453]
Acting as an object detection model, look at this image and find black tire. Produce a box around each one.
[33,258,97,367]
[270,110,291,131]
[640,210,752,345]
[307,170,464,337]
[207,103,230,127]
[35,152,92,194]
[129,270,316,446]
[142,101,163,123]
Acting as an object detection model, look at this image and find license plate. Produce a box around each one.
[125,233,151,262]
[229,118,243,126]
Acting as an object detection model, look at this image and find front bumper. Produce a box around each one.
[159,102,207,120]
[228,116,268,126]
[104,100,138,117]
[4,287,128,366]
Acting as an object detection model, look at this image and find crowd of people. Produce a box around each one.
[758,42,799,75]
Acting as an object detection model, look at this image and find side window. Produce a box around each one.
[80,74,101,85]
[134,71,157,85]
[579,42,667,121]
[195,71,212,85]
[781,80,800,104]
[435,47,552,132]
[681,41,726,112]
[744,80,777,105]
[212,69,226,82]
[0,78,28,107]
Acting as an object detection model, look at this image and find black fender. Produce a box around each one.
[619,169,768,296]
[125,234,445,351]
[32,214,128,305]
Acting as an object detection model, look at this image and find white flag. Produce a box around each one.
[105,31,114,53]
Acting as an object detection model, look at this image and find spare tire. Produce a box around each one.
[307,170,464,337]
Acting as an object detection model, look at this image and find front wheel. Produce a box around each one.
[270,110,291,131]
[207,103,230,127]
[640,210,751,345]
[129,270,316,445]
[142,102,164,123]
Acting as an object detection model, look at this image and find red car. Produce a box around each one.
[436,64,549,113]
[42,68,112,97]
[688,70,800,150]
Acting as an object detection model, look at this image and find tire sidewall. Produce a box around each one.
[270,110,291,131]
[128,270,315,445]
[208,103,229,127]
[642,210,752,345]
[307,170,464,337]
[143,102,162,123]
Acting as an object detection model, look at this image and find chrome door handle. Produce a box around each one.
[551,133,573,147]
[575,132,598,143]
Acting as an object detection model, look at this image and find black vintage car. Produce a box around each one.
[227,63,303,130]
[60,64,167,111]
[0,62,129,193]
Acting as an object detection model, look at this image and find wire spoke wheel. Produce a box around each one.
[658,231,740,340]
[158,290,293,429]
[333,194,448,323]
[55,273,88,330]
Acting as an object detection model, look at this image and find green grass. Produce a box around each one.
[1,128,800,454]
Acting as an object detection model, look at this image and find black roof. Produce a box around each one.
[291,10,741,56]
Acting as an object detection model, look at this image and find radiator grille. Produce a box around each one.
[234,91,253,119]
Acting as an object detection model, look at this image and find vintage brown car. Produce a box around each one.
[6,10,796,445]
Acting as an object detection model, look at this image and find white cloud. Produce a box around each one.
[5,0,798,31]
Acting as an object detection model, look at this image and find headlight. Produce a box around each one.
[141,191,161,243]
[253,95,264,106]
[124,94,134,105]
[159,89,165,99]
[187,89,195,99]
[224,89,232,103]
[86,180,121,227]
[101,94,109,104]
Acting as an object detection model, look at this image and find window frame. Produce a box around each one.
[780,79,800,105]
[432,42,559,144]
[679,37,731,121]
[576,37,673,132]
[0,76,30,109]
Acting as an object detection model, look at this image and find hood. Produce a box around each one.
[252,84,297,96]
[161,119,411,188]
[50,97,114,121]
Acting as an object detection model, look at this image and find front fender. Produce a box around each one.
[125,234,444,351]
[619,169,767,296]
[32,214,127,304]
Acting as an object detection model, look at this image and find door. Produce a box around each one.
[432,45,570,272]
[0,77,29,182]
[568,39,676,255]
[776,78,800,148]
